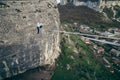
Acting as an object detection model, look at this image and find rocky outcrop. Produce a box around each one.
[60,0,100,10]
[59,0,120,10]
[0,0,60,79]
[99,0,120,11]
[102,5,120,22]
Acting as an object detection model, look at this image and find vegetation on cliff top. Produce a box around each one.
[51,4,120,80]
[51,25,119,80]
[58,4,120,30]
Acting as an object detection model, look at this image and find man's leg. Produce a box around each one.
[37,27,39,34]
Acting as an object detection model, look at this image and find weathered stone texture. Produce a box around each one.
[0,0,60,79]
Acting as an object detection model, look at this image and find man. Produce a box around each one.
[37,22,42,34]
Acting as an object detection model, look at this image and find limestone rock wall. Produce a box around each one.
[59,0,120,10]
[0,0,60,79]
[60,0,100,10]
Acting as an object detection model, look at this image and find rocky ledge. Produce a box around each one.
[0,0,60,79]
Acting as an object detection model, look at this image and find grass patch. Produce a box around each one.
[51,33,119,80]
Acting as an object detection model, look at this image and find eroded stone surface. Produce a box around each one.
[0,0,60,79]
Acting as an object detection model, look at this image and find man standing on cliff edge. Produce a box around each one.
[37,22,42,34]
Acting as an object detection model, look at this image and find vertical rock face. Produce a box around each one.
[60,0,68,5]
[0,0,60,79]
[60,0,100,10]
[59,0,120,10]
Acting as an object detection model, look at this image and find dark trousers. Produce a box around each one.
[37,27,40,34]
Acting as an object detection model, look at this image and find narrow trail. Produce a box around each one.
[86,37,120,46]
[50,30,120,46]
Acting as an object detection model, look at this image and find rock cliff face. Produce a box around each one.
[60,0,120,10]
[0,0,60,79]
